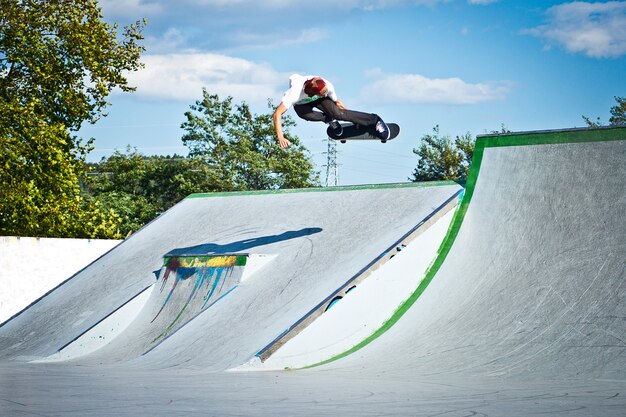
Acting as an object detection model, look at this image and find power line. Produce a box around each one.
[336,140,417,159]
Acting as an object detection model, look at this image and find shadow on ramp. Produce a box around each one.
[166,228,323,256]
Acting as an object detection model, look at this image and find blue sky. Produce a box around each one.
[81,0,626,185]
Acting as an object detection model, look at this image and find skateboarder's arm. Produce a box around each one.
[335,99,347,110]
[273,103,292,149]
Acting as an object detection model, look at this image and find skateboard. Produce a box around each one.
[327,122,400,143]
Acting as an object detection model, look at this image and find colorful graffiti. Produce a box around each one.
[149,255,247,343]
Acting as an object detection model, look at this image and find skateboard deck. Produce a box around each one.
[327,122,400,143]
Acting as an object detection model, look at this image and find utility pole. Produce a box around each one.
[322,137,339,187]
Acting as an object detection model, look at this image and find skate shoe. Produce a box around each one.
[328,120,343,136]
[375,118,390,140]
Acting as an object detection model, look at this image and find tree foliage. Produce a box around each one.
[0,0,145,129]
[583,96,626,127]
[410,126,475,182]
[1,101,122,237]
[85,88,322,236]
[181,90,319,190]
[609,96,626,126]
[0,0,145,238]
[85,148,244,236]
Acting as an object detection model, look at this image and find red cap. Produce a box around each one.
[304,78,326,97]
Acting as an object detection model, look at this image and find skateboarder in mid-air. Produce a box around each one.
[273,74,391,149]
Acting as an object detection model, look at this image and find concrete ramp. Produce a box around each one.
[0,127,624,416]
[39,254,248,361]
[144,254,246,351]
[319,127,626,382]
[0,182,461,369]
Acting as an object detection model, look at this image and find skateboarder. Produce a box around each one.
[273,74,390,149]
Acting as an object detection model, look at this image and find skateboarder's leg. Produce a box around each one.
[294,100,342,135]
[315,98,378,127]
[294,98,388,139]
[294,102,327,122]
[317,98,390,140]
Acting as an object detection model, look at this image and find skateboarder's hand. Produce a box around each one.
[278,136,292,149]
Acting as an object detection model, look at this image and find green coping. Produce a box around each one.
[185,180,462,199]
[302,126,626,369]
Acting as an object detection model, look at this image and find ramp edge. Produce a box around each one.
[255,189,463,363]
[185,180,462,199]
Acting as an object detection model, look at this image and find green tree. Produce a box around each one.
[609,96,626,126]
[410,126,475,182]
[181,90,319,190]
[85,148,230,236]
[1,103,122,237]
[582,115,602,128]
[583,96,626,127]
[85,149,159,235]
[0,0,145,238]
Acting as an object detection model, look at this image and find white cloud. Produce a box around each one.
[145,28,190,54]
[186,0,448,10]
[124,53,286,104]
[231,28,330,50]
[468,0,497,4]
[99,0,163,18]
[525,1,626,58]
[360,70,512,105]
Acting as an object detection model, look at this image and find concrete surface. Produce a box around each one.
[0,127,624,417]
[40,254,248,362]
[247,207,458,371]
[254,189,462,365]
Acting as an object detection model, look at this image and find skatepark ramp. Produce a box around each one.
[253,190,462,367]
[319,127,626,382]
[38,253,249,362]
[0,127,624,416]
[0,182,462,368]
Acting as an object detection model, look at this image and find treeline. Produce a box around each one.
[413,95,626,184]
[85,151,212,237]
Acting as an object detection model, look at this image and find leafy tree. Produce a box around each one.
[583,96,626,127]
[609,96,626,126]
[582,115,602,128]
[85,149,159,235]
[85,148,230,236]
[410,126,475,182]
[86,190,156,238]
[0,0,145,238]
[1,102,122,237]
[181,90,319,190]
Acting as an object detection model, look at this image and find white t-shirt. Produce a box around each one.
[280,74,338,109]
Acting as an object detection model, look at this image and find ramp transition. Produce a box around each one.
[41,254,247,361]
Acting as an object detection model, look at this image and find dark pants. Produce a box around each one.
[294,97,378,127]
